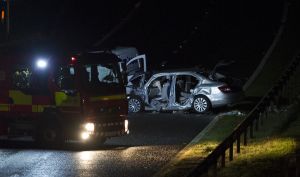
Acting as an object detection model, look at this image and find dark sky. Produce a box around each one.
[1,0,285,78]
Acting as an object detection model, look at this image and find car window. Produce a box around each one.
[127,58,145,76]
[148,75,171,98]
[130,75,143,88]
[176,75,200,93]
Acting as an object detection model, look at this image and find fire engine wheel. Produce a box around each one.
[128,96,143,113]
[37,124,64,148]
[192,95,211,113]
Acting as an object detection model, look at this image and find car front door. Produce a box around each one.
[124,54,147,95]
[125,55,146,82]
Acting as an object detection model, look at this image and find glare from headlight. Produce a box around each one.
[84,123,95,132]
[124,120,129,134]
[81,132,90,140]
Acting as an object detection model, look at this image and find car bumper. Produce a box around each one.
[209,92,244,108]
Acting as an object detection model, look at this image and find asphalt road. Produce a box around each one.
[0,112,214,177]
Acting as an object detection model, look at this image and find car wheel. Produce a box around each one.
[128,96,143,113]
[193,95,211,113]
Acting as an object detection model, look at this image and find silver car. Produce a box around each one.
[127,69,243,113]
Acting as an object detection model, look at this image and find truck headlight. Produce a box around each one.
[84,123,95,132]
[81,132,90,140]
[81,122,95,140]
[124,120,129,134]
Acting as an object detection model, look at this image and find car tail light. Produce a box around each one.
[218,85,232,93]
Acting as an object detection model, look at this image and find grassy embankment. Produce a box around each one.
[217,104,300,177]
[155,103,299,177]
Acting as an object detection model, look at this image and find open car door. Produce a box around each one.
[209,60,244,91]
[125,54,147,94]
[126,54,147,82]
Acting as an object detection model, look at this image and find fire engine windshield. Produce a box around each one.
[81,63,122,92]
[84,64,119,84]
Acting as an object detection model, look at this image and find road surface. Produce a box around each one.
[0,112,214,177]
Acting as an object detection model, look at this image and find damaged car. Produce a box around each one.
[89,47,244,113]
[127,67,244,113]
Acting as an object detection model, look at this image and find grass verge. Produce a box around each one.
[154,102,299,177]
[216,107,300,177]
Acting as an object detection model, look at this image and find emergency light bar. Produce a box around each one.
[36,59,48,69]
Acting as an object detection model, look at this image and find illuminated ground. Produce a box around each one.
[0,112,214,177]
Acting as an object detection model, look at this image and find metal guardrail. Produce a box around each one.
[187,53,300,177]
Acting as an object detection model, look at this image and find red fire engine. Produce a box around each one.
[0,50,129,147]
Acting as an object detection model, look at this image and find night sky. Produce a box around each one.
[1,0,285,78]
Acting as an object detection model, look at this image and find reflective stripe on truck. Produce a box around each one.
[89,94,126,102]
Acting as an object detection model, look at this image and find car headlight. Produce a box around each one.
[84,122,95,132]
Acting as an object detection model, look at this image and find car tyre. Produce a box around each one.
[128,96,144,113]
[192,95,211,113]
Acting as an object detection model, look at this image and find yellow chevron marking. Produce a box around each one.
[55,92,80,107]
[32,105,38,112]
[9,90,32,105]
[32,105,51,113]
[0,104,9,111]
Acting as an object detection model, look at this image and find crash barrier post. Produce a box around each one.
[187,53,300,177]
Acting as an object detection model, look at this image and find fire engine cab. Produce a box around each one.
[0,50,129,147]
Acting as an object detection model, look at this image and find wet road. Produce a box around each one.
[0,112,214,177]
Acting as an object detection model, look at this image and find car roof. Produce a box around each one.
[152,67,209,75]
[150,71,210,81]
[152,68,207,76]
